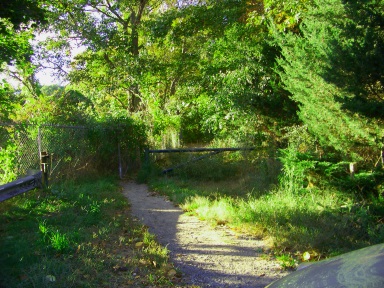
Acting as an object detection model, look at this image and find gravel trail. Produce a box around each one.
[121,181,289,287]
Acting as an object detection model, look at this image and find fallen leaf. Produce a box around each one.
[135,242,144,249]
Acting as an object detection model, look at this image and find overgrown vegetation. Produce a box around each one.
[0,177,181,287]
[1,0,384,273]
[0,118,147,184]
[143,149,384,266]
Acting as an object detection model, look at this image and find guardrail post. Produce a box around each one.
[40,151,50,188]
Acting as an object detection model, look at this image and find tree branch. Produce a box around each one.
[104,0,129,25]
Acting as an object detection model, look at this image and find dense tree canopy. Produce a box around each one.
[0,0,46,64]
[1,0,384,191]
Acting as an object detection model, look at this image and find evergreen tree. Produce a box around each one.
[274,0,384,163]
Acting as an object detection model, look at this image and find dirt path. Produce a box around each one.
[121,181,289,288]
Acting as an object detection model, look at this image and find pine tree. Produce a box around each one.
[274,0,384,162]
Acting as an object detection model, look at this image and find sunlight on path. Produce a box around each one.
[121,181,288,288]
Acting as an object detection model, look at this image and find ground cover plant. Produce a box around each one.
[0,177,180,288]
[143,151,384,268]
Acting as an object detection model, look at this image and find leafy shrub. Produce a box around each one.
[278,146,316,194]
[0,141,17,184]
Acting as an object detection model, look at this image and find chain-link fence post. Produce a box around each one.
[40,151,50,188]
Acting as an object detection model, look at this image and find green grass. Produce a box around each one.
[0,177,181,287]
[144,152,384,265]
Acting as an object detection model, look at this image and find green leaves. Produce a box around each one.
[274,0,384,159]
[0,19,34,65]
[0,141,17,184]
[0,0,46,29]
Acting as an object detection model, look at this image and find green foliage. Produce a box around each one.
[3,1,384,269]
[173,153,244,182]
[0,0,46,30]
[324,0,384,102]
[49,231,70,252]
[41,0,157,113]
[38,222,71,253]
[0,123,39,183]
[278,125,384,196]
[187,196,236,225]
[0,140,17,184]
[263,0,311,32]
[144,0,298,146]
[0,80,15,121]
[0,0,43,101]
[279,146,316,194]
[0,116,146,183]
[0,12,38,65]
[276,253,298,270]
[179,94,215,144]
[274,0,384,160]
[149,0,247,42]
[88,116,147,173]
[150,171,384,259]
[13,85,93,125]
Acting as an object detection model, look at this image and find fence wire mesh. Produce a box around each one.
[0,123,143,185]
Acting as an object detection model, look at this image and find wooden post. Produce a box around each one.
[349,162,357,179]
[40,151,50,188]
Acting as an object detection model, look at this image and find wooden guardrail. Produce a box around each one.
[0,172,42,202]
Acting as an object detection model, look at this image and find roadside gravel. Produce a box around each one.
[121,181,289,287]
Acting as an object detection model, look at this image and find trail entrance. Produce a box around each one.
[121,181,288,288]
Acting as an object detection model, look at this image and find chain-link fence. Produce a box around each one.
[0,123,145,185]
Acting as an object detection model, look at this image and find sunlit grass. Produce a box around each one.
[146,154,384,263]
[0,177,178,287]
[183,196,235,225]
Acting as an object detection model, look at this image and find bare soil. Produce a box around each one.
[121,181,289,288]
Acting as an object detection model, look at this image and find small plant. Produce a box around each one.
[143,229,156,246]
[89,201,101,213]
[38,220,49,240]
[276,253,298,270]
[50,230,70,252]
[38,220,70,252]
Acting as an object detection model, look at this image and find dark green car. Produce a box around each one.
[267,243,384,287]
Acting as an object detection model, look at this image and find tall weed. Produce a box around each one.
[183,196,235,225]
[278,146,316,194]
